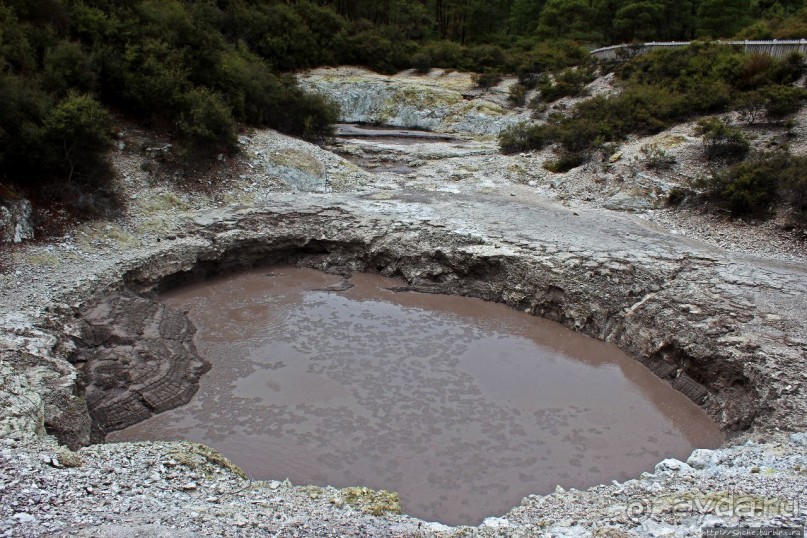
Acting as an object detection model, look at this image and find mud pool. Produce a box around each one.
[108,266,724,526]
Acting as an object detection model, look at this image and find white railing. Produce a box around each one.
[590,39,807,60]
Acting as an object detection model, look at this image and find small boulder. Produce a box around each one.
[0,198,34,243]
[790,432,807,446]
[687,449,715,470]
[655,458,692,474]
[604,191,654,212]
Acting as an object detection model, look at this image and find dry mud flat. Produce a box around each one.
[1,67,806,536]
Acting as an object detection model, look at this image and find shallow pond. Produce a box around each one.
[109,266,724,525]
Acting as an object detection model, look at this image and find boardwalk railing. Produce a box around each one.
[590,39,807,61]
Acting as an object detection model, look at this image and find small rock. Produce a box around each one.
[12,513,35,524]
[655,459,692,474]
[638,519,676,537]
[790,432,807,445]
[56,448,83,468]
[604,192,653,212]
[482,517,511,528]
[687,449,715,470]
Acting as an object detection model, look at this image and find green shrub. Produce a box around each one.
[640,143,676,170]
[283,90,341,142]
[472,70,502,89]
[537,67,595,102]
[779,156,807,224]
[543,151,587,173]
[510,39,590,78]
[499,122,558,154]
[464,44,507,71]
[667,187,692,206]
[42,40,97,96]
[178,87,237,151]
[761,84,807,120]
[418,40,465,69]
[737,91,767,123]
[721,163,780,216]
[43,93,112,182]
[508,83,528,106]
[336,24,414,74]
[694,118,750,161]
[499,66,714,157]
[699,151,807,220]
[617,42,804,96]
[411,51,432,74]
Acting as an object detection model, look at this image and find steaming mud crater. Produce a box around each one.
[109,266,723,525]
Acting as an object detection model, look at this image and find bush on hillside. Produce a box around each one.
[699,150,807,222]
[694,118,750,161]
[543,151,587,173]
[508,83,528,106]
[761,84,807,119]
[472,70,502,88]
[537,67,596,102]
[500,44,805,157]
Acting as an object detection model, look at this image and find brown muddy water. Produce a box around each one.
[108,266,724,525]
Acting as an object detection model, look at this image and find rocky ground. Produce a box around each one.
[0,66,805,536]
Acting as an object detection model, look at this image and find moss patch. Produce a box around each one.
[222,190,259,206]
[390,86,462,109]
[136,192,192,216]
[134,217,176,236]
[24,251,61,268]
[167,443,248,479]
[652,134,688,149]
[57,447,83,468]
[446,101,506,120]
[77,223,140,250]
[340,486,401,516]
[268,149,325,177]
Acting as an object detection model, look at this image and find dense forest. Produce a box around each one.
[1,0,807,214]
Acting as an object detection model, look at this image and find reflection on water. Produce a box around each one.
[109,267,724,526]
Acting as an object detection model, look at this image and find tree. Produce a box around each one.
[43,93,111,185]
[509,0,545,34]
[697,0,753,37]
[613,1,665,41]
[537,0,598,40]
[177,87,237,151]
[594,0,694,43]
